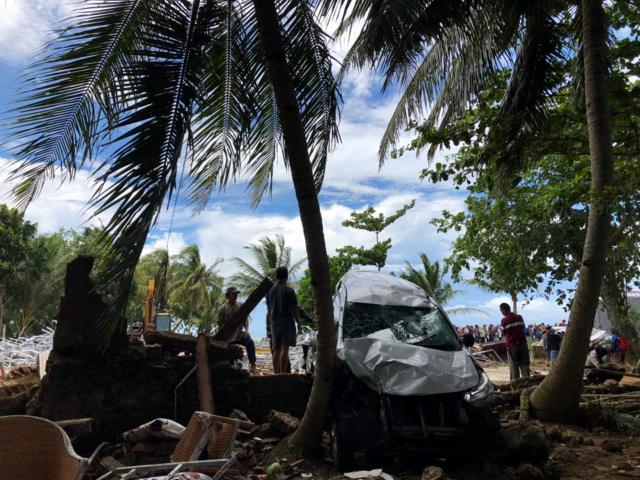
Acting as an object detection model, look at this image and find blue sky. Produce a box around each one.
[0,1,572,338]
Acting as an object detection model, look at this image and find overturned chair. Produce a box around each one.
[0,415,97,480]
[98,412,239,480]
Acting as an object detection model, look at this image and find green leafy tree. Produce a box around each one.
[230,234,305,291]
[6,0,340,448]
[419,16,640,346]
[400,254,487,318]
[0,204,38,334]
[340,200,414,270]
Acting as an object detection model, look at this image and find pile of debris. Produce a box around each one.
[0,327,54,372]
[84,408,303,479]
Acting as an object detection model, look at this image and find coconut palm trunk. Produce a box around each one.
[252,0,336,451]
[530,0,614,421]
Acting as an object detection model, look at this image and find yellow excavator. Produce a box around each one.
[143,277,173,332]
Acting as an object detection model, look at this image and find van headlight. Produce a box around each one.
[464,370,494,407]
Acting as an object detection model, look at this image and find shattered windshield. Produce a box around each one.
[343,302,460,350]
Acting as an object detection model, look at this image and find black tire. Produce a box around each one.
[331,417,354,470]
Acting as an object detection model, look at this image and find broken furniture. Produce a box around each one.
[98,412,239,480]
[0,415,98,480]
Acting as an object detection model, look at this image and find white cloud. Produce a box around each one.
[0,158,109,232]
[191,191,464,280]
[143,231,189,257]
[478,295,568,325]
[0,0,71,63]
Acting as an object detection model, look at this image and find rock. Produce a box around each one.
[550,445,577,465]
[603,379,619,388]
[602,438,624,453]
[268,410,300,435]
[514,464,545,480]
[421,466,445,480]
[494,423,549,464]
[546,426,563,442]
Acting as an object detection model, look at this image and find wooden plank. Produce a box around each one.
[213,278,273,342]
[55,418,94,427]
[196,335,215,414]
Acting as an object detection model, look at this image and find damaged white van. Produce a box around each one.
[323,271,497,467]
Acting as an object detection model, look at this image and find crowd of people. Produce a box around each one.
[456,321,569,345]
[456,324,504,343]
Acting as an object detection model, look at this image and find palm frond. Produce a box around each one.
[189,0,252,209]
[6,0,155,210]
[190,0,340,207]
[483,3,565,174]
[89,0,213,347]
[378,6,505,163]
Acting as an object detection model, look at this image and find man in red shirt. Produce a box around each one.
[500,303,530,380]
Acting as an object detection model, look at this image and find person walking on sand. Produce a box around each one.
[218,286,257,372]
[266,266,301,374]
[500,303,530,380]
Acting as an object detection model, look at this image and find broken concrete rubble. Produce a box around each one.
[267,410,300,435]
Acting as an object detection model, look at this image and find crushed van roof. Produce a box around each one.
[339,270,432,307]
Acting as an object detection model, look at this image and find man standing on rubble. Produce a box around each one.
[267,266,301,374]
[218,287,257,372]
[500,303,530,381]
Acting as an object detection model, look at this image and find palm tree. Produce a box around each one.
[400,254,486,318]
[230,234,305,291]
[169,245,224,332]
[6,0,338,449]
[323,0,615,422]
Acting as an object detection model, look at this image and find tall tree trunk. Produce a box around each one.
[601,271,639,360]
[252,0,336,452]
[530,0,614,421]
[511,292,518,314]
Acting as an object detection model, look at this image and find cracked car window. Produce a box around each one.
[343,302,460,350]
